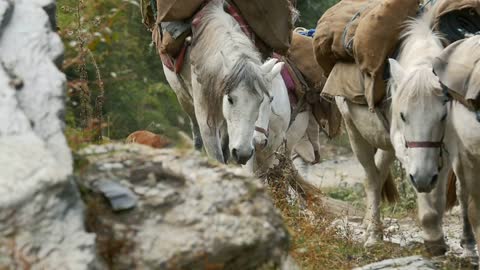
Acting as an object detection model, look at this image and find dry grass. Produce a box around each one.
[261,148,474,269]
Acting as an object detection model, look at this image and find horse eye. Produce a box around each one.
[400,112,406,122]
[441,113,447,122]
[269,96,274,103]
[227,96,234,105]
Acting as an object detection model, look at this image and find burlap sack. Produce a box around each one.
[313,0,376,75]
[155,0,204,23]
[288,32,326,90]
[354,0,419,108]
[231,0,294,54]
[141,0,156,30]
[434,0,480,26]
[321,62,366,105]
[433,36,480,111]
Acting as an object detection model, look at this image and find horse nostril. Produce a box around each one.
[232,148,238,161]
[431,174,438,186]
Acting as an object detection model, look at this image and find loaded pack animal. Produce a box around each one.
[145,0,333,177]
[390,34,480,261]
[314,0,480,257]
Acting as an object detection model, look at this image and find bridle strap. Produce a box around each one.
[255,126,269,138]
[405,136,446,170]
[405,141,443,148]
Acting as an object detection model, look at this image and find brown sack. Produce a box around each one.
[434,0,480,26]
[231,0,294,54]
[354,0,419,108]
[288,32,326,90]
[152,25,190,58]
[321,62,366,105]
[155,0,204,23]
[141,0,156,30]
[313,0,376,75]
[433,35,480,111]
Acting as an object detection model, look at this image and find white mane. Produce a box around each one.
[190,0,268,127]
[390,1,445,104]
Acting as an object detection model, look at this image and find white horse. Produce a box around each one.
[163,0,285,164]
[334,3,471,254]
[388,6,478,257]
[239,59,312,176]
[390,34,480,259]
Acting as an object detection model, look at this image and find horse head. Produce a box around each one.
[389,59,447,193]
[222,57,283,164]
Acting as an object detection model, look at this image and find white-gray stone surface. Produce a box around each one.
[0,0,98,268]
[353,256,436,270]
[77,143,290,270]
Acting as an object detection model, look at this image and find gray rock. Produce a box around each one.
[354,256,436,270]
[77,143,290,270]
[0,0,99,268]
[94,180,138,211]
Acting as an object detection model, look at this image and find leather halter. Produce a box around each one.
[254,126,269,138]
[405,137,446,170]
[405,141,443,148]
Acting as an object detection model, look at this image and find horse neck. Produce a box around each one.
[195,5,261,70]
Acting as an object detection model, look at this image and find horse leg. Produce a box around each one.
[457,179,477,258]
[191,75,225,163]
[286,111,309,156]
[342,113,384,247]
[292,154,310,180]
[453,154,480,260]
[163,65,203,151]
[416,164,448,256]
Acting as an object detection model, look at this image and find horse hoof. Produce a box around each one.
[424,238,448,256]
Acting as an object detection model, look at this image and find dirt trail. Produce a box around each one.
[309,135,473,258]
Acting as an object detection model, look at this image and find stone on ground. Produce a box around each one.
[77,143,290,269]
[354,256,436,270]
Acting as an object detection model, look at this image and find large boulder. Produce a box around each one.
[76,143,290,269]
[0,0,99,268]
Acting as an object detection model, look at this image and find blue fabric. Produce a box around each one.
[298,29,316,37]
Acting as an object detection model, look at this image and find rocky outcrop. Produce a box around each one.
[0,0,99,268]
[354,256,436,270]
[76,143,290,269]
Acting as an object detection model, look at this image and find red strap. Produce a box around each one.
[255,126,269,138]
[405,141,443,148]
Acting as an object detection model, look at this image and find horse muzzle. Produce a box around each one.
[409,172,438,193]
[231,147,254,165]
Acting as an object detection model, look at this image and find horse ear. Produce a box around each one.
[269,62,284,81]
[261,58,278,74]
[388,58,405,86]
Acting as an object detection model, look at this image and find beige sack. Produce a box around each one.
[288,32,327,90]
[313,0,376,75]
[433,35,480,111]
[155,0,204,23]
[231,0,294,54]
[354,0,419,108]
[321,62,366,105]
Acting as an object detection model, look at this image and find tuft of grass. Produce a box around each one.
[265,156,474,269]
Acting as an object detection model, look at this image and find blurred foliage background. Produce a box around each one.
[57,0,338,147]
